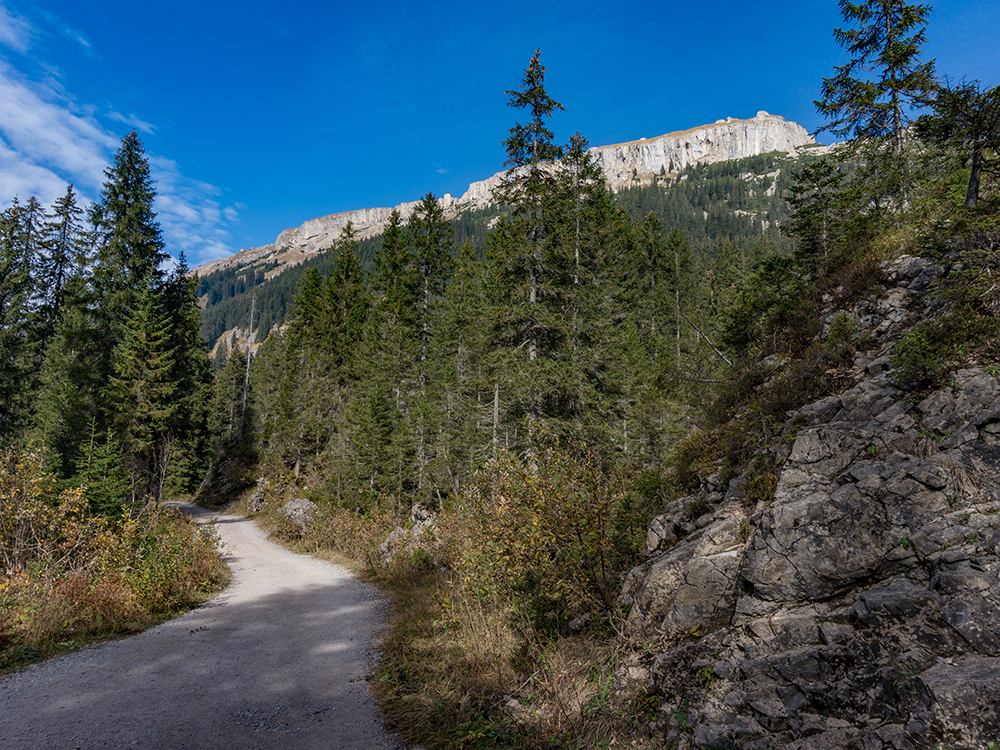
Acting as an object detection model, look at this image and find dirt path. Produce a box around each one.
[0,504,408,750]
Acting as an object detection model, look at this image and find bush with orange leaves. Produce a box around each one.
[450,447,637,638]
[1,448,228,669]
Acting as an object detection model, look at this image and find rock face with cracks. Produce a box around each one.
[622,255,1000,749]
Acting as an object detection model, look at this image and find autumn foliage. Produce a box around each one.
[1,448,227,668]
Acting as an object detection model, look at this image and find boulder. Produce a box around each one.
[279,497,318,535]
[379,504,439,561]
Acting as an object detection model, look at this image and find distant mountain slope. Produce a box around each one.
[196,113,827,355]
[193,112,813,281]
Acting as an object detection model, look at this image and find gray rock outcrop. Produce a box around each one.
[379,503,439,561]
[279,497,319,535]
[593,112,812,186]
[623,256,1000,749]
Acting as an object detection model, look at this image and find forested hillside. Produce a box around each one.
[211,132,793,499]
[197,147,825,354]
[197,234,384,350]
[204,12,1000,748]
[3,0,997,742]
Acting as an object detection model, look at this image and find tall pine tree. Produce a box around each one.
[0,205,35,440]
[489,49,571,455]
[816,0,936,155]
[107,275,177,504]
[90,131,168,369]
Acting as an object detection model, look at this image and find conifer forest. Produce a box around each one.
[3,2,1000,746]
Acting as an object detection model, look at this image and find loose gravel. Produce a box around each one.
[0,504,409,750]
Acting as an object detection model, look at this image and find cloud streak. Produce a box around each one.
[0,61,116,197]
[107,109,156,135]
[0,3,31,53]
[0,6,237,266]
[150,154,240,264]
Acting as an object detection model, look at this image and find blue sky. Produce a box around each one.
[1,0,997,268]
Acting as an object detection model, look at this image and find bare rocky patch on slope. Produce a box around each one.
[621,255,1000,750]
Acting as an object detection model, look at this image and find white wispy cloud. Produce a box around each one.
[0,3,32,53]
[0,6,238,266]
[66,29,90,51]
[0,60,115,200]
[107,109,156,135]
[0,131,75,201]
[150,155,239,264]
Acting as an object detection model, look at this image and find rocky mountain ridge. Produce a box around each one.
[193,112,814,280]
[620,254,1000,749]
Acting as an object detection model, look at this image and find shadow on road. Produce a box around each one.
[0,511,404,750]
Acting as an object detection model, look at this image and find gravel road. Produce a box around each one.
[0,504,409,750]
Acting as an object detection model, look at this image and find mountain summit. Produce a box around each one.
[194,112,814,280]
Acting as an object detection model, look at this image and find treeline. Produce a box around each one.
[224,12,999,749]
[199,235,383,349]
[197,263,276,305]
[197,152,818,354]
[1,131,228,667]
[616,150,809,255]
[0,131,211,506]
[211,58,783,512]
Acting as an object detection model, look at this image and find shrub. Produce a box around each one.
[309,501,400,568]
[452,448,630,638]
[673,428,725,490]
[893,311,1000,386]
[1,448,227,670]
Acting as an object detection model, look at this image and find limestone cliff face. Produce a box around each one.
[193,112,814,279]
[593,111,812,185]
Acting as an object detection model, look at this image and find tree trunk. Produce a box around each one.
[966,139,983,209]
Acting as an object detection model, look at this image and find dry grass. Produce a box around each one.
[372,563,660,750]
[1,448,229,673]
[367,509,659,749]
[223,453,660,749]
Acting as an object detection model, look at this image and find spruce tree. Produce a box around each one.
[90,131,168,359]
[74,420,131,516]
[107,276,178,504]
[319,224,371,482]
[815,0,937,155]
[31,302,98,477]
[271,267,330,472]
[209,345,249,452]
[322,223,370,379]
[247,330,290,456]
[39,184,88,336]
[352,210,418,500]
[549,133,622,450]
[262,224,371,478]
[371,209,418,326]
[618,214,677,460]
[787,159,847,277]
[663,227,697,372]
[917,79,1000,209]
[161,255,213,496]
[406,193,453,496]
[432,241,490,492]
[0,204,36,440]
[408,192,453,391]
[19,196,45,285]
[489,49,572,454]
